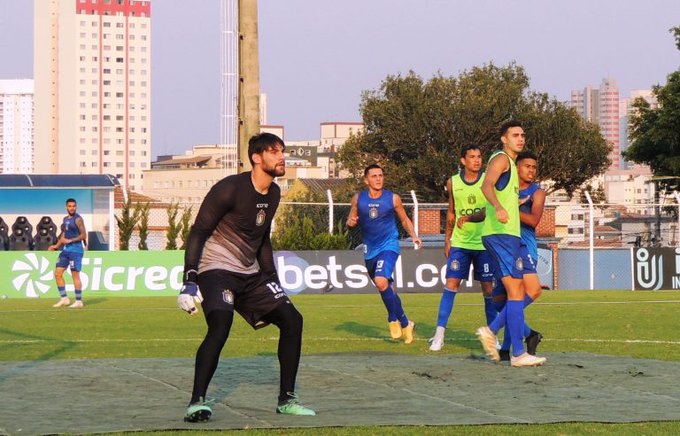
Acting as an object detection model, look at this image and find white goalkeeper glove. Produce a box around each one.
[178,281,203,315]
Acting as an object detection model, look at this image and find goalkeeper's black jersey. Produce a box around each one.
[184,172,280,276]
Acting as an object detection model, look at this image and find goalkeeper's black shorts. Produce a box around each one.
[197,269,291,329]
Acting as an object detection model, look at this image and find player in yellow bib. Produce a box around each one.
[428,144,495,351]
[475,120,547,367]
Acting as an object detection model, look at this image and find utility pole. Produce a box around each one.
[237,0,261,173]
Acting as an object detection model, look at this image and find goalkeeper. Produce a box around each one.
[178,133,315,422]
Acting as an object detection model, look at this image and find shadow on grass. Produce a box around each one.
[335,321,395,342]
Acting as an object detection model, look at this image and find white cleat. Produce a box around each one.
[510,352,547,367]
[476,326,500,362]
[69,300,84,309]
[428,332,445,351]
[53,297,70,308]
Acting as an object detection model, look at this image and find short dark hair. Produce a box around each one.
[499,120,523,137]
[364,163,383,177]
[65,198,77,204]
[460,143,481,159]
[516,150,538,164]
[248,133,285,166]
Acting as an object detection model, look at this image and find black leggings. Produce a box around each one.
[190,303,304,403]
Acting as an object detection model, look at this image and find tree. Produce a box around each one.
[165,203,182,250]
[179,205,193,250]
[137,202,150,250]
[337,63,610,201]
[115,195,141,250]
[624,27,680,193]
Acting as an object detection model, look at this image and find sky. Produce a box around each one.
[1,0,679,159]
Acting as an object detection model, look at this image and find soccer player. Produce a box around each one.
[347,164,422,344]
[494,150,545,361]
[49,198,87,309]
[428,144,495,351]
[475,121,546,367]
[178,133,315,422]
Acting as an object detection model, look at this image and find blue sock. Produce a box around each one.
[483,296,497,325]
[379,287,397,322]
[58,286,67,298]
[489,306,506,334]
[75,290,82,301]
[436,287,457,328]
[507,300,526,356]
[393,293,409,328]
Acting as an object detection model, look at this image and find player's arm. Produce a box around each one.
[458,208,485,227]
[481,153,510,224]
[72,217,87,244]
[520,188,546,229]
[393,193,422,249]
[257,225,276,277]
[444,178,455,257]
[346,193,359,228]
[183,180,236,278]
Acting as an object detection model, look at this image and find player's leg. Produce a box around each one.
[185,270,237,423]
[53,253,70,307]
[475,251,497,325]
[68,254,84,308]
[521,272,543,355]
[378,251,414,343]
[366,255,399,338]
[239,273,314,416]
[430,248,469,350]
[261,303,315,416]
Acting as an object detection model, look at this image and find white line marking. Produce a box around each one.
[2,337,679,345]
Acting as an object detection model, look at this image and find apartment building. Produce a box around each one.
[34,0,151,191]
[0,80,34,174]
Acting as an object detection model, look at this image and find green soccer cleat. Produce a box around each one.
[276,393,316,416]
[184,397,213,423]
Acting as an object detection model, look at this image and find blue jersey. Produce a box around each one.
[61,213,84,254]
[357,189,400,260]
[519,183,542,259]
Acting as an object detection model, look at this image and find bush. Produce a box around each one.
[272,216,350,250]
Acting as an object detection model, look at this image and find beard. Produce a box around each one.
[264,164,285,178]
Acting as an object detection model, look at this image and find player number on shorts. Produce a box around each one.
[266,281,284,295]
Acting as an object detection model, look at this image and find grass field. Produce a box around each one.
[1,290,679,434]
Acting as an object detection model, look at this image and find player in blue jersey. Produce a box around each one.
[428,144,496,351]
[475,121,546,367]
[493,150,545,361]
[50,198,87,308]
[347,164,422,344]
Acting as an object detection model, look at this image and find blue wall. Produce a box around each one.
[558,248,632,290]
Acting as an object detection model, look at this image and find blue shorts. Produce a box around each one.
[56,250,83,272]
[446,248,494,282]
[491,242,537,298]
[365,250,399,282]
[482,234,524,280]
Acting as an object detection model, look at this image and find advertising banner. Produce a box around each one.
[1,247,556,298]
[632,247,680,290]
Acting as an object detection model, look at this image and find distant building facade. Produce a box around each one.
[34,0,152,191]
[570,78,620,170]
[143,144,236,204]
[0,80,34,174]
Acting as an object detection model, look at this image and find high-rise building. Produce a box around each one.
[570,78,620,170]
[619,89,658,170]
[0,80,34,174]
[34,0,151,191]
